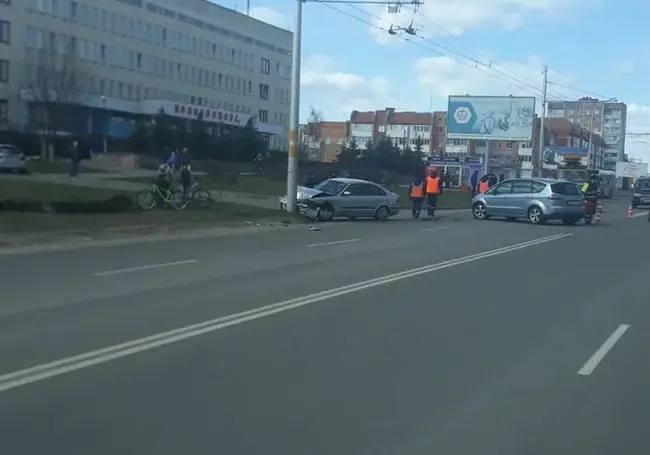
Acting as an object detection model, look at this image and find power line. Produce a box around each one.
[546,82,615,101]
[342,2,547,96]
[313,0,614,115]
[326,2,590,104]
[317,1,547,99]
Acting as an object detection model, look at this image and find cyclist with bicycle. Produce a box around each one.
[155,164,172,192]
[180,162,192,195]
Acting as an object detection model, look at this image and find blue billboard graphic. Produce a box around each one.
[447,96,536,141]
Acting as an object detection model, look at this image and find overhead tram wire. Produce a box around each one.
[411,11,575,101]
[316,1,603,107]
[340,2,546,97]
[336,2,581,103]
[314,2,545,99]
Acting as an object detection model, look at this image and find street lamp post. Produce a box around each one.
[285,0,422,212]
[286,0,303,213]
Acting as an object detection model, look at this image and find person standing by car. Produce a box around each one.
[425,170,442,218]
[470,170,479,194]
[68,140,81,178]
[478,175,490,193]
[304,173,318,188]
[409,175,425,219]
[581,174,600,220]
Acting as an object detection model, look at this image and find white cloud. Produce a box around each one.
[249,6,291,30]
[413,55,585,111]
[368,0,583,44]
[625,104,650,163]
[300,54,398,121]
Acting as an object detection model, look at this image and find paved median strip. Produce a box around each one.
[0,232,572,394]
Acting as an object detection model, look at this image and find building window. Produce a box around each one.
[0,20,9,44]
[259,83,269,100]
[0,59,8,82]
[258,109,268,123]
[261,57,270,74]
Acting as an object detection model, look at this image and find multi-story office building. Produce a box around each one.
[547,98,626,170]
[1,0,291,150]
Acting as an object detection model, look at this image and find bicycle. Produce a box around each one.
[137,183,187,211]
[181,180,213,208]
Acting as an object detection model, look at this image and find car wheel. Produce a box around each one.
[374,205,390,221]
[527,205,545,224]
[316,204,335,222]
[472,202,489,220]
[562,218,578,225]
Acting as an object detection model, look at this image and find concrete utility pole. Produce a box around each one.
[537,66,548,178]
[285,0,423,212]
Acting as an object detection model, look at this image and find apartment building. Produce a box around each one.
[1,0,291,150]
[348,108,433,154]
[431,111,446,154]
[520,117,605,177]
[547,98,626,170]
[302,120,348,162]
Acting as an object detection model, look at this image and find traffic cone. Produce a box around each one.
[627,206,633,218]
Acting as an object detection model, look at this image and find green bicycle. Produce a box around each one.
[137,183,187,211]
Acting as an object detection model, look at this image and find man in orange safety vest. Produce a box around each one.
[409,175,425,219]
[425,170,442,217]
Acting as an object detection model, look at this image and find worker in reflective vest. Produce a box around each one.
[425,170,441,217]
[478,175,490,193]
[409,176,425,219]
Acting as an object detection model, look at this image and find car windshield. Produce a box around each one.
[315,180,347,195]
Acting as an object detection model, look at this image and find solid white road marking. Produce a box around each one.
[93,260,198,277]
[306,239,359,247]
[422,226,449,232]
[577,324,630,376]
[0,233,572,393]
[630,212,648,218]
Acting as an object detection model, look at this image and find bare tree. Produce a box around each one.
[303,106,324,161]
[22,39,89,160]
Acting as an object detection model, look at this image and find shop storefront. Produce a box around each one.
[427,156,463,188]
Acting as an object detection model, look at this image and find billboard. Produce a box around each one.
[616,161,648,178]
[447,96,536,141]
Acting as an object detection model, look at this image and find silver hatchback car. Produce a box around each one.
[472,178,585,225]
[292,178,400,221]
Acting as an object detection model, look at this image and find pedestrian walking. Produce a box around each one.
[425,170,442,218]
[409,175,425,219]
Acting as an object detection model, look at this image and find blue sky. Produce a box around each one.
[218,0,650,161]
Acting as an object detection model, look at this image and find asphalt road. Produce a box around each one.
[0,196,648,454]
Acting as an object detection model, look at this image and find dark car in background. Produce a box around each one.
[632,178,650,208]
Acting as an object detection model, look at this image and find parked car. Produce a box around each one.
[631,178,650,208]
[280,178,400,221]
[472,178,585,225]
[0,145,26,173]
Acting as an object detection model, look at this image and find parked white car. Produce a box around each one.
[0,145,26,173]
